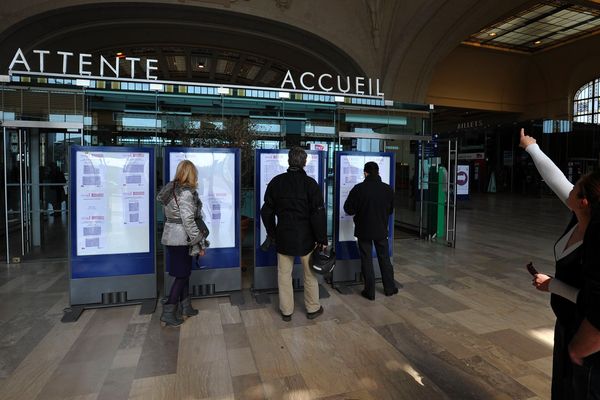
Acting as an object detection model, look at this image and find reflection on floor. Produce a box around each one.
[0,193,569,399]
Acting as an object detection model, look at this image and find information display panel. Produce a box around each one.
[165,148,240,269]
[335,152,394,260]
[69,146,155,279]
[255,149,325,268]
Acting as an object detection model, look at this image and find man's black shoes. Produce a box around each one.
[281,312,292,322]
[384,287,399,297]
[306,306,324,320]
[361,290,375,301]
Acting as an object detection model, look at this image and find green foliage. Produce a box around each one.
[184,117,257,188]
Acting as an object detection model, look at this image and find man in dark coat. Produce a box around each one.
[343,161,398,300]
[260,147,327,321]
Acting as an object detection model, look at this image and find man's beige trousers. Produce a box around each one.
[277,252,320,316]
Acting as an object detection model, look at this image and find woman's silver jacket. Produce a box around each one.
[157,181,207,252]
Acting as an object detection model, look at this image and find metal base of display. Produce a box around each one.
[61,297,157,323]
[70,274,156,304]
[163,268,243,305]
[330,258,384,294]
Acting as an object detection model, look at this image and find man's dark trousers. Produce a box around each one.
[357,238,395,298]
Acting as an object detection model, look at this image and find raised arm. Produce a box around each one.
[520,128,573,206]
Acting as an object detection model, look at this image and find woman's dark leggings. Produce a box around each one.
[167,277,190,305]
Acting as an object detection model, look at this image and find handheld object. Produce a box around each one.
[311,246,336,275]
[526,262,539,276]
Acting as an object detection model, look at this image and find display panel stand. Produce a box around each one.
[63,146,157,322]
[332,151,396,294]
[162,148,243,305]
[253,149,330,300]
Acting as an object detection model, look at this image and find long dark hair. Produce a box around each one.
[578,171,600,220]
[578,171,600,204]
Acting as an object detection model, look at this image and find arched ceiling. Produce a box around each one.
[2,0,600,105]
[0,2,365,86]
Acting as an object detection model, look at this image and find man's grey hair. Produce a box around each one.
[288,146,307,168]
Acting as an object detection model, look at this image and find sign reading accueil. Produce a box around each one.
[280,70,384,97]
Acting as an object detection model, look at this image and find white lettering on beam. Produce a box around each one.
[300,72,315,90]
[279,70,384,97]
[33,50,50,73]
[8,48,30,72]
[79,53,92,76]
[100,55,119,77]
[7,49,158,81]
[57,51,74,74]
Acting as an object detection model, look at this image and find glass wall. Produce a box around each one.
[0,81,431,262]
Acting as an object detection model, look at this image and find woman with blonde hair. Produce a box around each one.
[157,160,208,327]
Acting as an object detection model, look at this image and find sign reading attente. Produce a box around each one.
[8,48,159,80]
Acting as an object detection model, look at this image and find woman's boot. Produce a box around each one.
[179,297,199,318]
[160,304,183,327]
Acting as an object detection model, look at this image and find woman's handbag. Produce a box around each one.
[172,184,210,239]
[194,216,210,239]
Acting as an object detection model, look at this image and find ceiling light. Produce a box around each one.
[198,63,205,69]
[534,40,542,45]
[489,32,497,37]
[116,52,126,59]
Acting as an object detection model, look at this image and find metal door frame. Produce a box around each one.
[338,131,433,238]
[2,120,83,263]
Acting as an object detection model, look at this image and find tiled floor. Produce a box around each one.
[0,193,570,399]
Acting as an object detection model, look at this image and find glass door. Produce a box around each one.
[4,127,29,262]
[3,126,81,262]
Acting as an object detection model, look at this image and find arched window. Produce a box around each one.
[574,79,600,123]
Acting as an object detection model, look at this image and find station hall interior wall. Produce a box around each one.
[426,32,600,121]
[1,0,599,121]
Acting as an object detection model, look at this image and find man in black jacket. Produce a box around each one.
[344,161,398,300]
[260,147,327,321]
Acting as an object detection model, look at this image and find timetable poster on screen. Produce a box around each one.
[168,151,237,250]
[75,150,151,256]
[257,151,321,245]
[337,152,393,243]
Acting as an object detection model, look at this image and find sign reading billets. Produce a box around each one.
[69,146,156,307]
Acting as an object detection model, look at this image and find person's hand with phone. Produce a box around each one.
[533,274,552,292]
[527,262,552,292]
